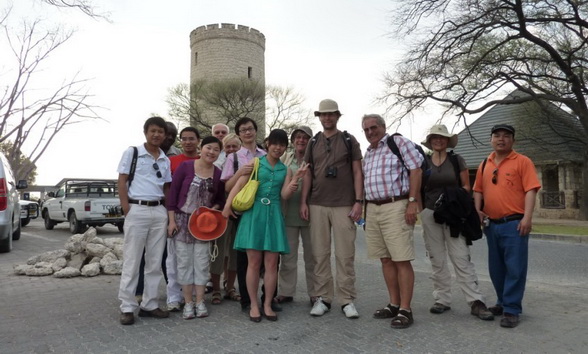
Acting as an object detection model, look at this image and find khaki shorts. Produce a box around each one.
[364,200,415,261]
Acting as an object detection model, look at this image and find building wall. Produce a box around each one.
[189,23,266,137]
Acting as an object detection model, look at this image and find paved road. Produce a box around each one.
[1,219,586,353]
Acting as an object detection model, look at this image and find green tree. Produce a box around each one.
[383,0,588,218]
[0,142,36,184]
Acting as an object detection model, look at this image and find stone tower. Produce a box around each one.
[190,23,266,137]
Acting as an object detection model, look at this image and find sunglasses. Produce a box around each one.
[153,163,162,178]
[492,168,498,185]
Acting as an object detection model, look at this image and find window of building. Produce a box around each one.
[194,52,198,65]
[248,66,252,78]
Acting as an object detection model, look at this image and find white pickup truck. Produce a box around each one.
[41,179,124,234]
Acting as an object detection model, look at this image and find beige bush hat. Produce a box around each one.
[422,124,458,149]
[314,99,341,116]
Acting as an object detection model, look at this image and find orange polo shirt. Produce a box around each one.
[473,150,541,219]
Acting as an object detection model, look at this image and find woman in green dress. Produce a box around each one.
[223,129,308,322]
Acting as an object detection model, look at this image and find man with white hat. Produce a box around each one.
[300,99,364,319]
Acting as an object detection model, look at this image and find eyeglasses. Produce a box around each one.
[239,127,255,134]
[492,168,498,185]
[153,163,162,178]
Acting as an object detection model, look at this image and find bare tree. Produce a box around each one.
[382,0,588,218]
[40,0,109,19]
[0,16,99,181]
[265,85,313,133]
[166,79,266,136]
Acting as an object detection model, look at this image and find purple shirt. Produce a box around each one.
[166,160,225,212]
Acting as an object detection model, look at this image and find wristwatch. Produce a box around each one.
[408,197,417,203]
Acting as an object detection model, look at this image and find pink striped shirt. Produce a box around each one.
[363,134,424,201]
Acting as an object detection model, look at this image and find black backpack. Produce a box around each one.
[386,133,431,200]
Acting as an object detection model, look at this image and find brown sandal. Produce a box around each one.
[373,304,399,319]
[390,309,414,329]
[224,288,241,301]
[211,291,222,305]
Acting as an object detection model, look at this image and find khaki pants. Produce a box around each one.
[420,208,485,306]
[309,205,357,306]
[278,225,315,297]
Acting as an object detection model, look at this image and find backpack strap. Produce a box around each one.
[386,133,409,171]
[447,151,462,187]
[232,152,239,174]
[308,132,322,177]
[127,146,138,188]
[342,130,353,163]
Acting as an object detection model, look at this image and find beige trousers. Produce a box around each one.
[278,225,315,297]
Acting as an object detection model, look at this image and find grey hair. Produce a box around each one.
[212,123,229,132]
[362,114,386,127]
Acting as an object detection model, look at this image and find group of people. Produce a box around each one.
[116,98,540,330]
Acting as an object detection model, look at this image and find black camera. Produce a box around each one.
[325,166,338,178]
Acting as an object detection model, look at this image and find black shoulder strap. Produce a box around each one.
[342,130,352,163]
[448,151,462,187]
[232,152,239,174]
[127,146,138,187]
[387,133,408,171]
[308,132,322,173]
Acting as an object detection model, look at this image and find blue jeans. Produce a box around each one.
[485,220,529,315]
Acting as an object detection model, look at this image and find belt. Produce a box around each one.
[128,199,164,207]
[366,195,408,205]
[489,214,524,224]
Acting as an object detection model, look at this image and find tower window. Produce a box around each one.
[194,52,198,65]
[248,67,252,78]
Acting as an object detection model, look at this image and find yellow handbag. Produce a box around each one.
[231,157,260,212]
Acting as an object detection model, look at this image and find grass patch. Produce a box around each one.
[533,224,588,236]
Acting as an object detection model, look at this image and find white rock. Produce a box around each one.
[81,263,101,277]
[89,257,101,264]
[27,249,70,265]
[102,260,123,275]
[113,244,124,260]
[68,234,83,243]
[53,267,81,278]
[67,253,90,270]
[86,243,110,258]
[51,257,67,271]
[103,237,124,250]
[13,264,33,275]
[26,264,54,276]
[89,237,105,245]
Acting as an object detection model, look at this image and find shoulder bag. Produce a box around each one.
[231,157,259,212]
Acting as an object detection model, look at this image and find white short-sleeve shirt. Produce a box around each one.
[117,144,172,200]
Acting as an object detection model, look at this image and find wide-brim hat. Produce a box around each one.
[290,125,313,142]
[314,99,341,116]
[422,124,458,149]
[188,207,227,241]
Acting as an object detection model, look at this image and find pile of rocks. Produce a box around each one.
[13,227,124,278]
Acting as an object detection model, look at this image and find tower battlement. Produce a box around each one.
[190,23,265,50]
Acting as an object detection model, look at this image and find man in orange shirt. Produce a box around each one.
[473,124,541,328]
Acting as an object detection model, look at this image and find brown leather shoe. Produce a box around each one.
[138,308,169,318]
[500,313,519,328]
[471,300,494,321]
[120,312,134,325]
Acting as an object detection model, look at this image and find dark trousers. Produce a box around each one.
[136,242,168,296]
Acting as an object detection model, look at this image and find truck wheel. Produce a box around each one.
[0,223,12,253]
[43,212,55,230]
[21,217,30,227]
[12,217,21,241]
[69,212,85,234]
[117,222,124,233]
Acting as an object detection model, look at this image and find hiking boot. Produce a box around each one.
[120,312,134,325]
[488,305,504,316]
[429,302,451,314]
[500,313,519,328]
[470,300,494,321]
[138,308,169,318]
[310,297,330,316]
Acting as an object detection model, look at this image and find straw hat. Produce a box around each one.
[188,207,227,241]
[422,125,458,149]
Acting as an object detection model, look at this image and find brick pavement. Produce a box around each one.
[0,227,586,353]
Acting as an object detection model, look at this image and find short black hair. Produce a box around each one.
[180,127,200,139]
[234,117,258,134]
[200,136,223,151]
[267,129,289,147]
[143,116,167,134]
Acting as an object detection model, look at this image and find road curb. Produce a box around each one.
[529,233,586,244]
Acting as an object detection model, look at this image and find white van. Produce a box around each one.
[0,152,28,253]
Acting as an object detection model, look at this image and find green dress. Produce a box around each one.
[234,156,290,254]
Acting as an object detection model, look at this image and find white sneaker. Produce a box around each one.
[195,301,208,318]
[342,303,359,319]
[183,302,195,320]
[310,297,330,316]
[167,301,182,312]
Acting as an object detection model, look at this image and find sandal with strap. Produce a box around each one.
[224,288,241,301]
[211,291,222,305]
[390,309,414,329]
[373,304,399,319]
